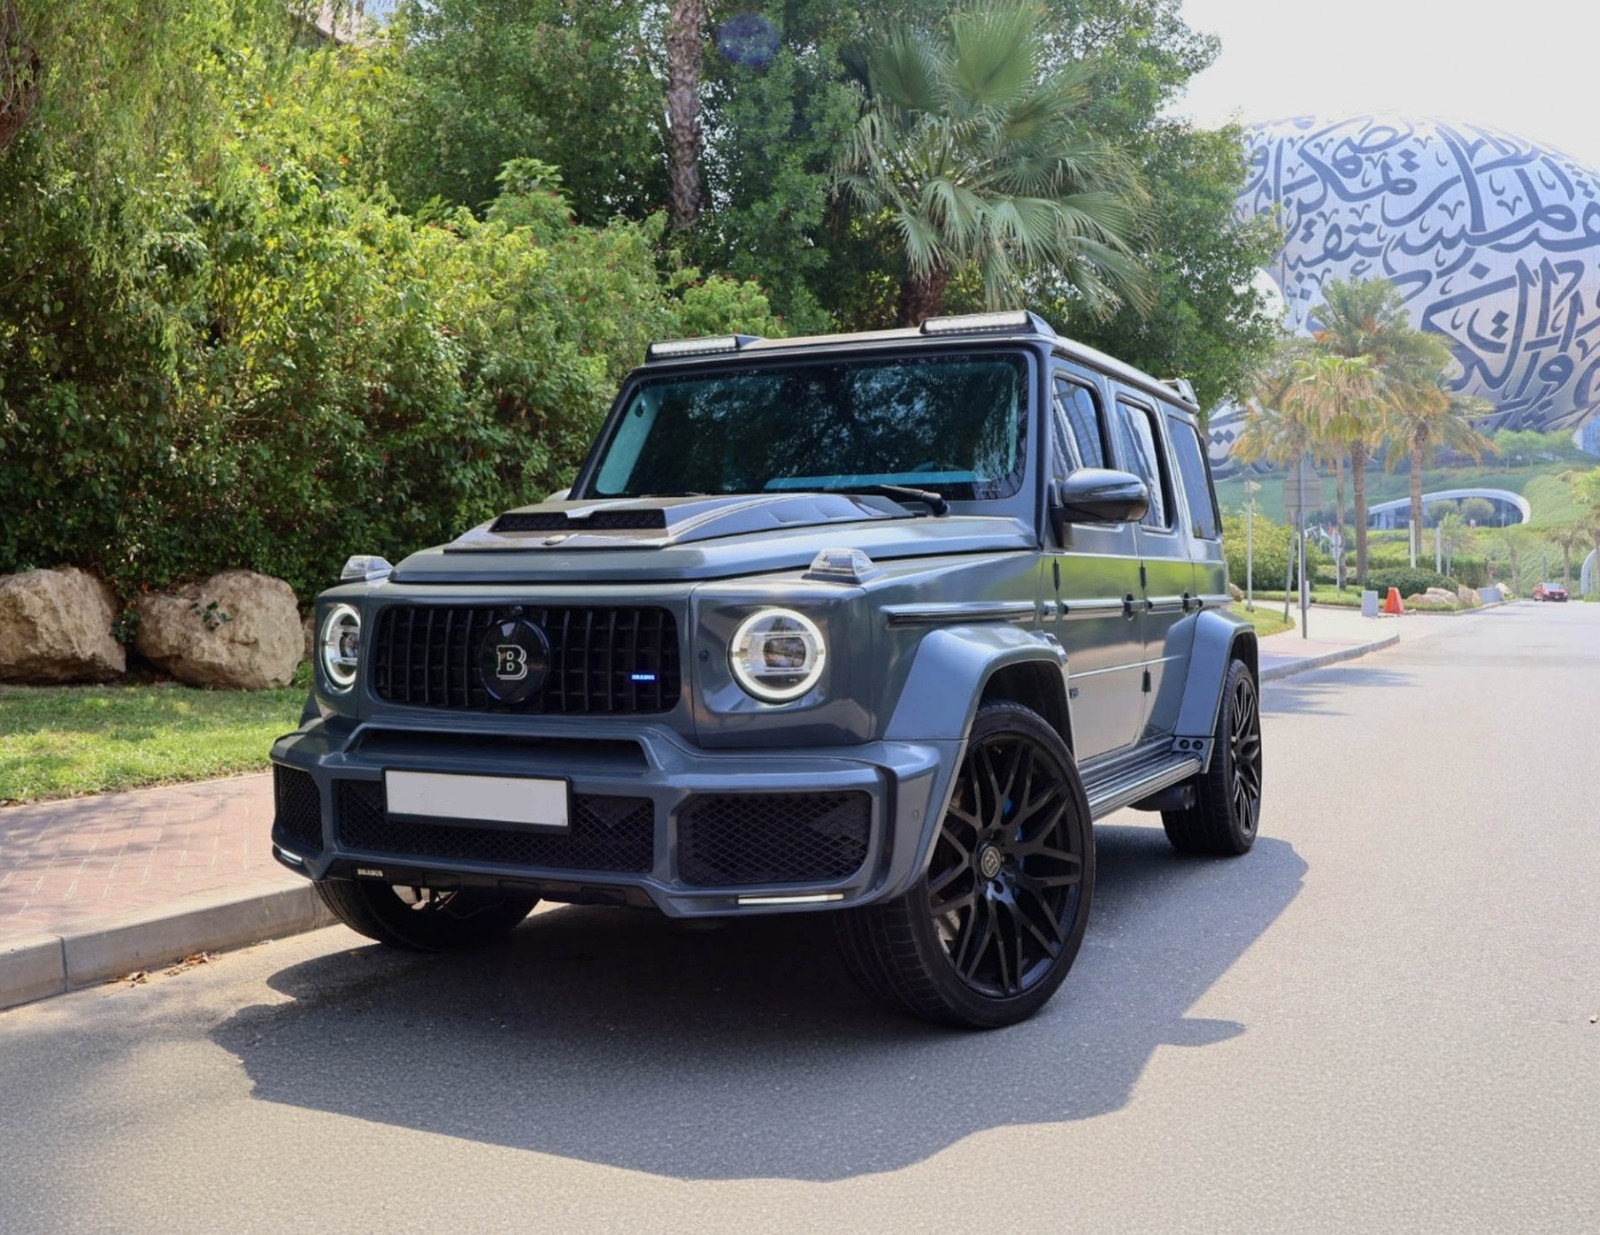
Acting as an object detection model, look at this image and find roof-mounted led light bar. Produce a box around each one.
[645,334,762,361]
[920,310,1045,336]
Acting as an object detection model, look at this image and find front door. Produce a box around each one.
[1046,367,1144,759]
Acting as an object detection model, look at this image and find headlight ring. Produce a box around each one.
[729,608,827,703]
[319,603,362,692]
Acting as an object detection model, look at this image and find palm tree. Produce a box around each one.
[1282,352,1381,582]
[1379,331,1493,560]
[835,3,1148,327]
[1311,277,1452,584]
[1548,521,1591,592]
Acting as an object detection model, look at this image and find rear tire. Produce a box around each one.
[836,702,1094,1028]
[1162,658,1262,856]
[315,880,538,952]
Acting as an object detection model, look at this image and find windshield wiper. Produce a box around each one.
[823,484,950,516]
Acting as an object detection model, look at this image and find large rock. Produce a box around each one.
[0,567,126,683]
[136,571,302,689]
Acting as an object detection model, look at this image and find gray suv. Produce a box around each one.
[271,310,1262,1028]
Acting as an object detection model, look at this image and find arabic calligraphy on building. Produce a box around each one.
[1240,114,1600,436]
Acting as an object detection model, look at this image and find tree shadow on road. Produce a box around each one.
[1261,666,1416,717]
[212,825,1305,1181]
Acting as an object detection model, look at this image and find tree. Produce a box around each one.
[1459,497,1497,527]
[1380,330,1492,559]
[1548,521,1591,592]
[1308,277,1447,584]
[1051,120,1282,410]
[835,2,1148,327]
[1568,469,1600,594]
[1283,352,1381,581]
[0,0,40,154]
[383,0,666,224]
[666,0,708,231]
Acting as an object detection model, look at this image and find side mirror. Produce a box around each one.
[1049,468,1150,538]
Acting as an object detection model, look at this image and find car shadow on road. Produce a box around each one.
[212,825,1305,1181]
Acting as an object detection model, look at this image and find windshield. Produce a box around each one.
[582,352,1030,502]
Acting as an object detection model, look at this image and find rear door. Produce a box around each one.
[1108,392,1194,741]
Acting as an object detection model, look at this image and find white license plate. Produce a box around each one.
[384,771,569,830]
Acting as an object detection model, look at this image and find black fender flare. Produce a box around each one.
[1173,608,1258,766]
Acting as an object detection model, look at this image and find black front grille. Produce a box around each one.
[677,793,871,887]
[490,509,668,533]
[272,765,324,855]
[335,781,654,873]
[370,605,680,713]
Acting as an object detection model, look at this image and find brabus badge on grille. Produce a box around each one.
[478,617,551,705]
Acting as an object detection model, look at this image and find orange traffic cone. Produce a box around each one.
[1383,586,1405,615]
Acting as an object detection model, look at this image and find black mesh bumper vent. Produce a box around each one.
[335,781,654,873]
[370,605,680,714]
[272,765,324,855]
[677,793,871,887]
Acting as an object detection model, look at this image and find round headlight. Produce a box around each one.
[319,603,361,692]
[729,608,826,702]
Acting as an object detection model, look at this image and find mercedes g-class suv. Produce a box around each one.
[271,310,1262,1028]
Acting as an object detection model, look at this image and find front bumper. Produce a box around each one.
[269,717,956,917]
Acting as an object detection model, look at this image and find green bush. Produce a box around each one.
[1222,514,1325,591]
[0,133,780,603]
[1365,568,1461,597]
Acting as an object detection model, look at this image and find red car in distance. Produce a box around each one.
[1533,582,1569,602]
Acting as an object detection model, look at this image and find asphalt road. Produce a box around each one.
[2,603,1597,1234]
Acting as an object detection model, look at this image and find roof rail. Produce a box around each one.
[1161,377,1199,406]
[645,334,764,362]
[920,310,1057,337]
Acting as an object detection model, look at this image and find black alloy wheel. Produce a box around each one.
[836,702,1094,1028]
[1162,658,1262,856]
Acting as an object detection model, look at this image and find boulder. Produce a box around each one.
[1227,582,1244,602]
[1424,587,1458,606]
[136,571,302,689]
[0,567,125,683]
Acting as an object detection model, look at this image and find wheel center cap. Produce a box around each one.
[978,845,1004,881]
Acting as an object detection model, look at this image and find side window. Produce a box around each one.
[1112,399,1172,530]
[1167,416,1222,540]
[1051,375,1108,477]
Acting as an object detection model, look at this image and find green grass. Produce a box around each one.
[0,668,308,805]
[1249,586,1368,607]
[1230,602,1295,635]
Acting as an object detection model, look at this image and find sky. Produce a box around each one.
[1172,0,1600,170]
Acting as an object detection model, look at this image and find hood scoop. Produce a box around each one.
[449,493,908,553]
[490,508,667,533]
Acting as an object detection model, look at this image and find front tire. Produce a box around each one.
[315,880,538,952]
[836,702,1094,1028]
[1162,658,1262,856]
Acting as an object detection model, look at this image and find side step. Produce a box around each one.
[1081,746,1202,820]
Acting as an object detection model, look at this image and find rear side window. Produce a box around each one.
[1051,376,1108,474]
[1167,416,1222,540]
[1112,399,1171,530]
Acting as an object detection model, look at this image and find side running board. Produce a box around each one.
[1081,747,1202,820]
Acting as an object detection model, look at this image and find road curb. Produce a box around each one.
[0,881,338,1012]
[1259,634,1401,683]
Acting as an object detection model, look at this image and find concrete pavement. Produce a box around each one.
[0,602,1485,1011]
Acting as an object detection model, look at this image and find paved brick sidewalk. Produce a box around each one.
[0,774,292,945]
